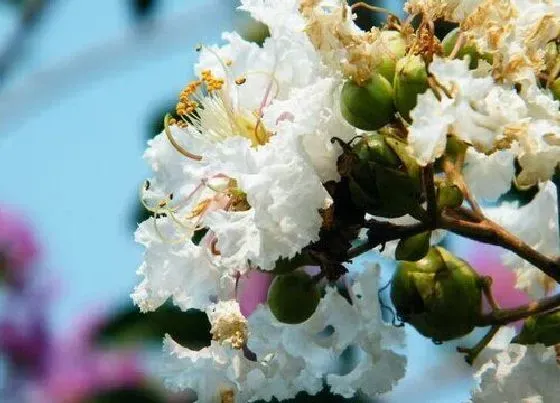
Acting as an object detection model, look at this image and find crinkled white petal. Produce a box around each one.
[132,218,234,312]
[407,90,454,166]
[463,148,515,202]
[264,77,357,181]
[471,344,560,403]
[248,264,406,399]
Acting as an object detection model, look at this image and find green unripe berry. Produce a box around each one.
[376,30,407,83]
[394,54,428,121]
[391,247,482,342]
[442,28,493,69]
[436,181,464,210]
[513,311,560,346]
[340,74,396,131]
[395,231,431,261]
[267,271,320,324]
[353,133,401,168]
[373,165,423,218]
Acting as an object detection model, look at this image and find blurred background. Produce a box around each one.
[0,1,539,402]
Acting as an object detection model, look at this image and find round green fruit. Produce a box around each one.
[442,28,493,69]
[376,30,407,83]
[395,231,431,261]
[267,271,321,324]
[353,133,401,168]
[436,181,464,210]
[391,247,482,342]
[513,311,560,346]
[394,54,428,121]
[340,74,396,131]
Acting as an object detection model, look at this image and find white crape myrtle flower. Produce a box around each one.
[460,0,560,84]
[249,264,406,399]
[263,76,357,182]
[132,216,235,313]
[407,0,560,84]
[485,181,560,298]
[463,148,516,202]
[471,343,560,403]
[407,57,525,166]
[408,57,560,186]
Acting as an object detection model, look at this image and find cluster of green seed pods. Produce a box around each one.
[346,133,424,218]
[390,247,483,343]
[340,30,428,129]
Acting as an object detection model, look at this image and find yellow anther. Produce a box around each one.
[235,77,247,85]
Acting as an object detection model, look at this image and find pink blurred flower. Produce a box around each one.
[453,238,529,309]
[0,207,40,289]
[238,270,273,317]
[27,316,146,403]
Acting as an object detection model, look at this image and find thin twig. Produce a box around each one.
[457,325,501,365]
[440,213,560,283]
[347,221,429,259]
[423,164,438,226]
[476,293,560,327]
[442,157,484,220]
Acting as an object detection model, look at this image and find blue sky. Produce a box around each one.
[0,0,235,331]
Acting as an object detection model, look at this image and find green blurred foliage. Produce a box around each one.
[95,303,211,351]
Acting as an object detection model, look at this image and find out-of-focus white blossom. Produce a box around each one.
[485,182,560,298]
[471,343,560,402]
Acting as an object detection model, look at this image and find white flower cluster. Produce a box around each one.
[132,0,560,401]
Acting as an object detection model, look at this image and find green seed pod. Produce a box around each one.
[353,133,401,168]
[550,77,560,102]
[442,28,493,69]
[269,252,315,275]
[376,30,407,83]
[513,311,560,346]
[373,164,423,218]
[395,231,431,261]
[394,54,429,121]
[340,74,396,131]
[267,271,321,324]
[436,181,464,210]
[391,247,482,342]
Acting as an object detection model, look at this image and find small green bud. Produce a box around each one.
[270,253,315,275]
[353,133,401,168]
[391,247,482,342]
[394,54,428,121]
[550,78,560,102]
[436,181,464,209]
[513,311,560,346]
[340,74,396,131]
[267,271,320,324]
[442,28,493,69]
[376,31,407,83]
[395,231,431,261]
